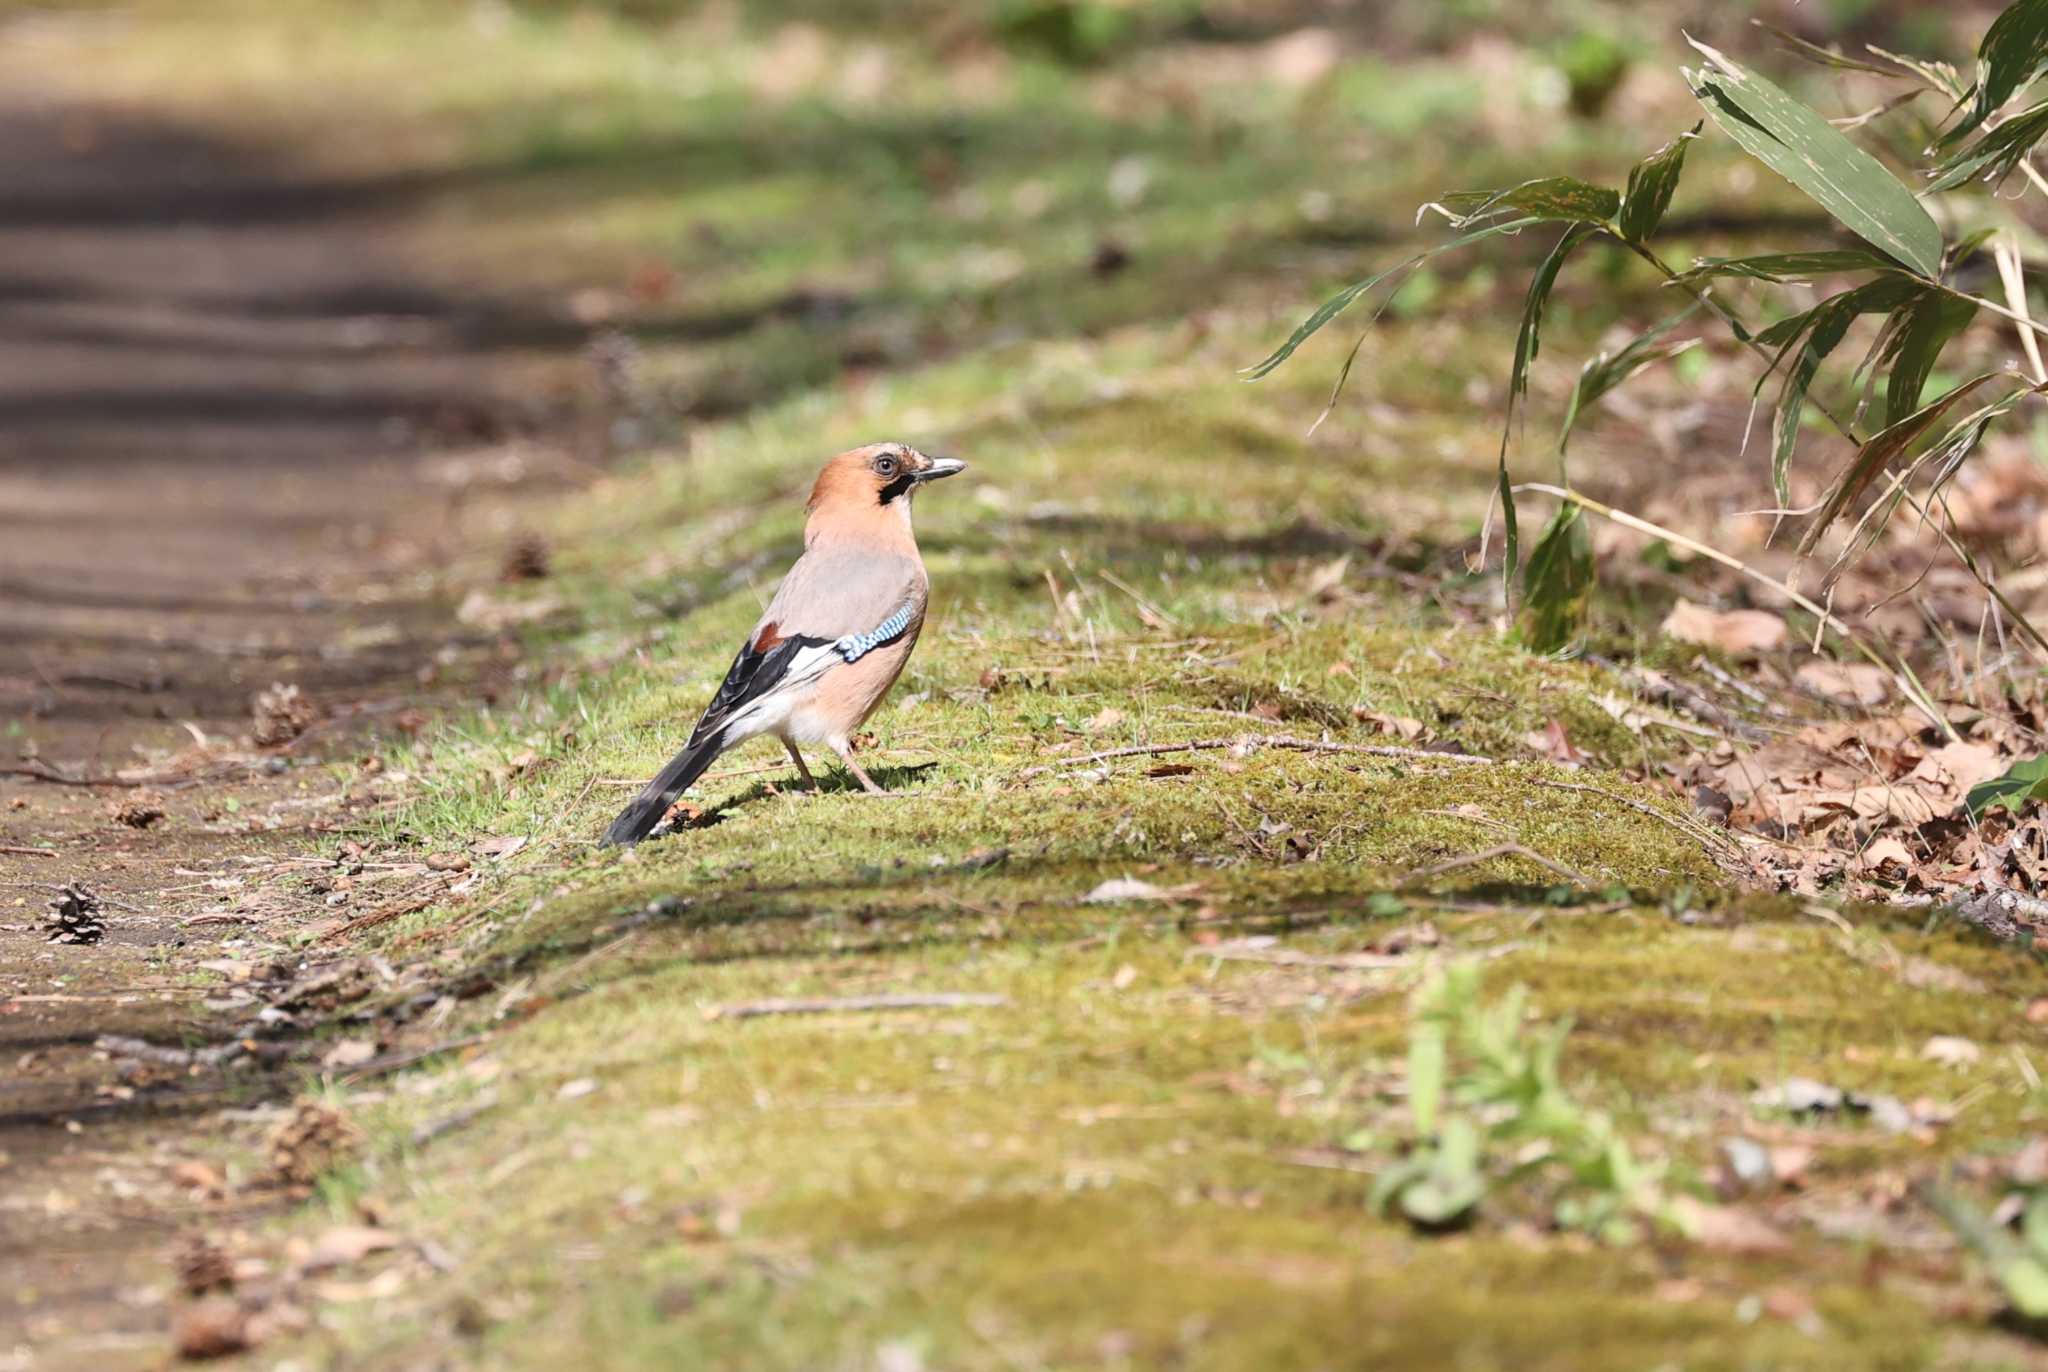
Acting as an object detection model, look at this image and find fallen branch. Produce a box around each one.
[1946,887,2048,943]
[706,992,1008,1020]
[314,886,446,944]
[1398,844,1591,888]
[1196,940,1526,971]
[1016,733,1493,780]
[1,761,153,788]
[340,1033,493,1084]
[1,845,57,858]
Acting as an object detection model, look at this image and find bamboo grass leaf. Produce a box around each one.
[1687,38,1945,279]
[1440,177,1620,226]
[1941,0,2048,149]
[1753,21,1910,78]
[1618,124,1700,242]
[1502,223,1600,587]
[1558,308,1700,453]
[1883,293,1977,426]
[1797,373,2006,559]
[1928,100,2048,191]
[1244,217,1543,380]
[1754,277,1928,506]
[1677,249,1899,283]
[1519,503,1595,653]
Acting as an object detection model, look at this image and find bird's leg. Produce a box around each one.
[831,738,886,795]
[782,739,820,791]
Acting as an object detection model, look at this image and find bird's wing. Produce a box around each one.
[687,548,924,745]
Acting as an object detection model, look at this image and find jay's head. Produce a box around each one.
[807,442,967,517]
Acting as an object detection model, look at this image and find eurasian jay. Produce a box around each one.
[602,442,966,846]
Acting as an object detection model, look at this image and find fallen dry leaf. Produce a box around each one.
[1084,707,1127,734]
[298,1225,398,1274]
[1081,876,1198,904]
[1921,1035,1981,1067]
[168,1160,224,1195]
[1795,661,1888,707]
[1854,836,1914,880]
[1661,600,1786,656]
[1354,709,1425,740]
[456,589,563,630]
[1670,1195,1790,1254]
[319,1039,378,1071]
[1522,718,1588,766]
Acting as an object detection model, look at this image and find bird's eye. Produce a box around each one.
[875,455,899,478]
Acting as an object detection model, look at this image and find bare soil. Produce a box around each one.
[0,93,589,1366]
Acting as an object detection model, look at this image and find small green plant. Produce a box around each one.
[1924,1183,2048,1321]
[1966,755,2048,819]
[1371,961,1665,1242]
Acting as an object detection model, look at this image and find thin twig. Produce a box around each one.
[1531,778,1740,860]
[1,845,57,858]
[1398,844,1590,888]
[1015,734,1493,780]
[705,993,1008,1020]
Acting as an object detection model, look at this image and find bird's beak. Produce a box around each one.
[914,456,967,483]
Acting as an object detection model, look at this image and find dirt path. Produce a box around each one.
[0,93,587,1366]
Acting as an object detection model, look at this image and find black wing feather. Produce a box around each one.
[689,631,833,746]
[599,629,832,846]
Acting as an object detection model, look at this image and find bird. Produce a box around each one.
[602,442,966,846]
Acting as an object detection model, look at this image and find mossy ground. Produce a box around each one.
[26,3,2048,1368]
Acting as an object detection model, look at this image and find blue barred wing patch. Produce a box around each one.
[834,603,916,663]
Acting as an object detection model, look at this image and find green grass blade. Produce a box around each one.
[1687,38,1945,279]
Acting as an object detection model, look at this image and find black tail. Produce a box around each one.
[601,731,724,846]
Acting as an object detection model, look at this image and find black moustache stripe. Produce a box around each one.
[877,472,917,505]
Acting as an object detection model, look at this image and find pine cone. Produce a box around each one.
[501,532,551,582]
[266,1098,364,1186]
[173,1233,235,1295]
[251,682,317,748]
[43,885,105,945]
